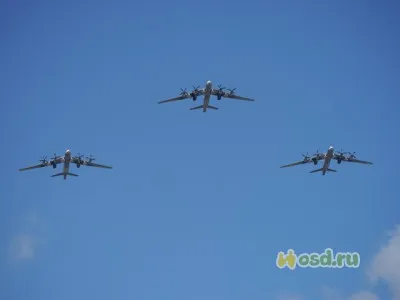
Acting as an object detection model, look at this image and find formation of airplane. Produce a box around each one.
[19,149,112,180]
[18,81,374,179]
[158,80,255,112]
[280,146,372,175]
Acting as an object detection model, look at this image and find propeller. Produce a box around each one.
[180,88,188,95]
[51,153,59,161]
[301,152,310,160]
[86,154,96,163]
[76,152,85,161]
[227,88,236,94]
[216,84,226,98]
[336,149,346,157]
[39,156,48,164]
[346,151,356,159]
[190,85,201,96]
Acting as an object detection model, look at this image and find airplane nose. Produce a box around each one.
[207,80,212,84]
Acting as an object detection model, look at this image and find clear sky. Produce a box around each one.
[1,1,400,299]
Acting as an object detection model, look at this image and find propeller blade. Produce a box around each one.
[86,154,96,162]
[348,152,356,158]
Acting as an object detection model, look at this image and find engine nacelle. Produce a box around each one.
[313,159,318,165]
[192,95,197,101]
[337,160,342,164]
[217,95,222,100]
[53,164,57,169]
[77,164,81,168]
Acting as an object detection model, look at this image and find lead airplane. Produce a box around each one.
[19,149,112,180]
[158,80,255,112]
[280,146,372,175]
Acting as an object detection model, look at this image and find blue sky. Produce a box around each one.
[1,1,400,299]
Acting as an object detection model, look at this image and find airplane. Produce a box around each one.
[280,146,372,175]
[19,149,112,180]
[158,80,255,112]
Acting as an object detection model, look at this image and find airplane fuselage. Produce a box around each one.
[62,150,72,179]
[203,80,213,112]
[321,146,334,175]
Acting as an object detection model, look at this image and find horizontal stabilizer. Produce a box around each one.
[190,105,204,110]
[51,172,79,177]
[309,168,337,173]
[207,105,218,110]
[51,172,64,177]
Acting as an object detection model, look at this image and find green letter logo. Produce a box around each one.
[320,248,333,267]
[345,252,360,268]
[297,253,310,267]
[308,253,320,267]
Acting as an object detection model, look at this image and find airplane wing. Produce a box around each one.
[280,154,325,168]
[19,162,51,171]
[70,157,83,164]
[332,153,373,165]
[82,161,112,169]
[19,157,63,171]
[280,159,313,168]
[344,158,373,165]
[158,94,190,104]
[195,89,205,96]
[222,93,255,101]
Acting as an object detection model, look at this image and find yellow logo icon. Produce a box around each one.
[276,249,297,270]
